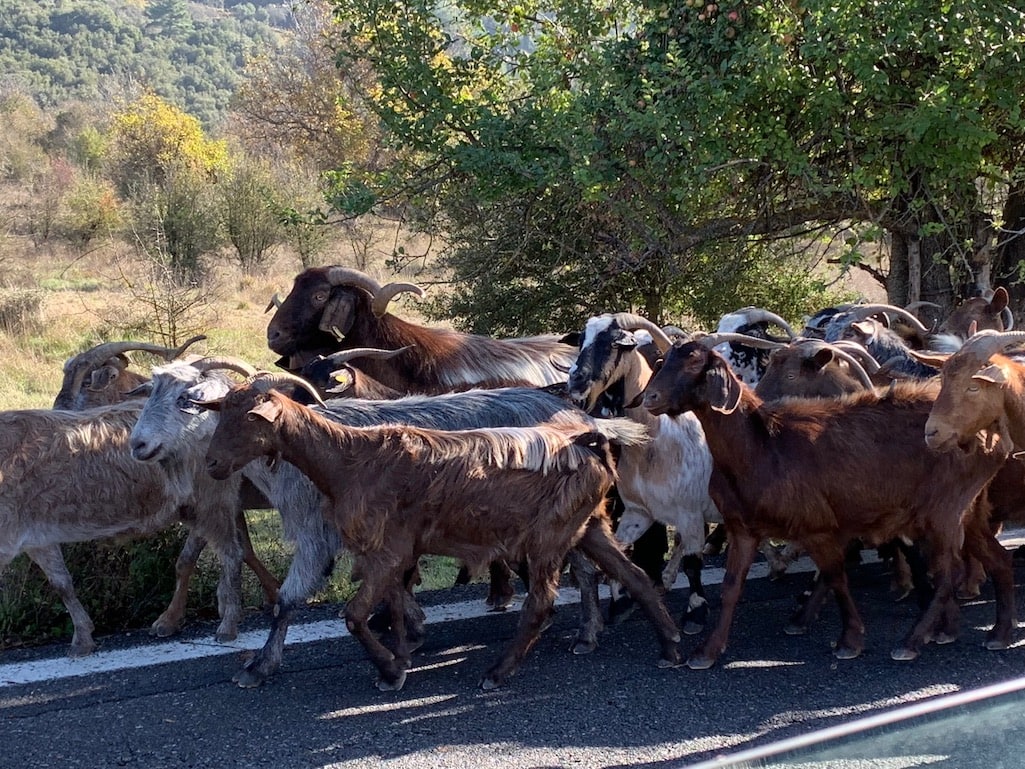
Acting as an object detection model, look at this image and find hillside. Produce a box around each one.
[0,0,287,127]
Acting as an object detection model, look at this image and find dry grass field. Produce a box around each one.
[0,207,460,649]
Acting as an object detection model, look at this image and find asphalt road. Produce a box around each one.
[3,551,1025,769]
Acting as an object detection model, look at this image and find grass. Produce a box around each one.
[0,214,467,649]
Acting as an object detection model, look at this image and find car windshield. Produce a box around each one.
[688,674,1025,769]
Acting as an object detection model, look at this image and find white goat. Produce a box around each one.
[566,313,723,634]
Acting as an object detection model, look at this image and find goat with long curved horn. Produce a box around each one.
[605,313,674,353]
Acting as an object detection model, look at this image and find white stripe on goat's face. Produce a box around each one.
[566,315,637,412]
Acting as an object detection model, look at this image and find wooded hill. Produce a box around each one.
[0,0,285,127]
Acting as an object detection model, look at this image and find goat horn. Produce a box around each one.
[904,300,942,311]
[244,371,327,408]
[324,267,383,296]
[264,292,284,313]
[821,339,882,374]
[1001,306,1015,331]
[789,339,875,390]
[192,357,259,377]
[606,313,673,353]
[320,346,414,365]
[960,330,1025,360]
[371,282,426,318]
[71,340,190,366]
[840,303,931,336]
[697,332,788,351]
[170,334,207,360]
[735,308,797,339]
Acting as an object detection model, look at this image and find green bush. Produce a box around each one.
[0,529,186,649]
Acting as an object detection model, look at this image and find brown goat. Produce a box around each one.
[641,340,1010,670]
[201,381,681,691]
[925,330,1025,454]
[266,267,577,393]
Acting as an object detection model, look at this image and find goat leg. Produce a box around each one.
[237,508,280,607]
[151,530,206,638]
[25,545,96,657]
[680,553,708,635]
[892,542,959,661]
[235,526,338,688]
[962,512,1016,650]
[576,518,681,668]
[480,558,561,690]
[802,538,865,660]
[689,530,758,670]
[566,548,603,655]
[344,564,408,692]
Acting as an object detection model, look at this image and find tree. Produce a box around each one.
[108,92,228,282]
[329,0,1025,329]
[231,0,380,174]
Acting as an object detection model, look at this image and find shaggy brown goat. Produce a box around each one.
[201,380,682,691]
[266,266,577,392]
[641,340,1010,670]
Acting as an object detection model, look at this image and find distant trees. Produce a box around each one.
[0,0,279,127]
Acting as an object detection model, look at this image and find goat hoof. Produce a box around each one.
[68,641,96,658]
[833,646,862,660]
[890,647,919,661]
[150,621,179,638]
[686,654,715,670]
[233,668,266,688]
[783,622,809,636]
[376,669,407,692]
[479,676,502,691]
[682,620,705,636]
[984,633,1011,650]
[215,630,238,644]
[957,588,981,600]
[571,638,597,655]
[657,652,683,669]
[934,632,958,645]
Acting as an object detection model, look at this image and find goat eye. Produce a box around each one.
[652,359,664,373]
[312,290,328,304]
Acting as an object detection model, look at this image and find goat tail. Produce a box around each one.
[590,417,649,448]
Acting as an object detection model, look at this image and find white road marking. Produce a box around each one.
[0,556,825,688]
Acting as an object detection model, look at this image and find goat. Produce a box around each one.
[0,400,248,656]
[199,375,681,691]
[128,360,652,687]
[565,313,723,635]
[265,266,577,392]
[713,307,797,386]
[641,339,1010,669]
[55,342,280,636]
[939,287,1014,338]
[53,336,206,410]
[925,330,1025,454]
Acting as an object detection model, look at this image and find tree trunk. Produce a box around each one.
[886,228,956,314]
[994,180,1025,322]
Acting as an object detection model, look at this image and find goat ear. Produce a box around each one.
[190,397,223,412]
[126,381,154,397]
[706,357,742,414]
[810,348,834,371]
[318,292,356,341]
[249,399,283,423]
[974,365,1007,385]
[326,368,355,394]
[907,349,950,369]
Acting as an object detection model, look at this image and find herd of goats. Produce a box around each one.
[3,265,1025,692]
